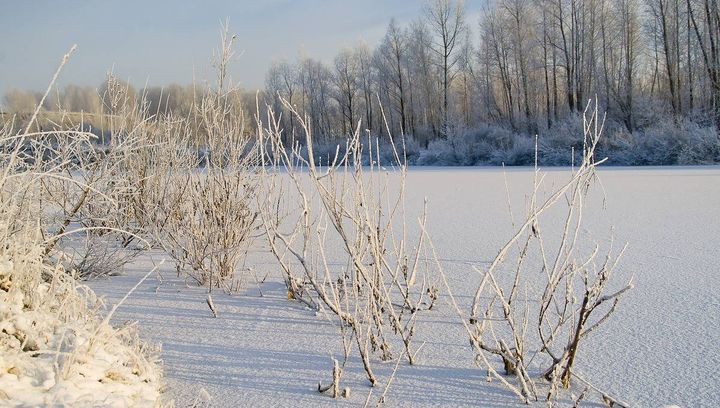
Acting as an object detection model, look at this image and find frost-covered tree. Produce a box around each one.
[333,48,360,135]
[375,19,410,136]
[266,60,298,143]
[426,0,467,132]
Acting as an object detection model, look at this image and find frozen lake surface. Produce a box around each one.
[89,166,720,407]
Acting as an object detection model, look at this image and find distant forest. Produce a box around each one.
[4,0,720,165]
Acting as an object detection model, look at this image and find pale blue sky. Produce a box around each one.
[0,1,483,100]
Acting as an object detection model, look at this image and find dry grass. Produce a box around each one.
[0,47,163,406]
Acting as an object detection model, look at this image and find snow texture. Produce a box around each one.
[88,166,720,407]
[0,248,161,407]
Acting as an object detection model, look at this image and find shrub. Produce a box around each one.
[432,102,633,405]
[258,98,438,396]
[0,48,162,405]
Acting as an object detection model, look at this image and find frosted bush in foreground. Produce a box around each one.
[430,102,633,405]
[0,47,163,406]
[258,100,438,400]
[145,23,260,293]
[0,236,161,406]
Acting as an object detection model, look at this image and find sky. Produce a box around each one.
[0,0,483,101]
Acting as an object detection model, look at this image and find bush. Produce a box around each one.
[537,114,585,165]
[625,119,720,165]
[438,103,633,405]
[0,47,163,406]
[410,114,719,167]
[258,99,438,393]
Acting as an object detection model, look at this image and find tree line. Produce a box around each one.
[4,0,719,164]
[264,0,720,144]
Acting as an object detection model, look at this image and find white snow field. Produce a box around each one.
[88,166,720,407]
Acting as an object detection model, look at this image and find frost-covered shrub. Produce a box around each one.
[0,148,162,406]
[0,231,162,406]
[416,124,529,166]
[460,103,633,405]
[489,133,535,165]
[299,105,720,167]
[0,48,163,405]
[412,112,719,167]
[631,95,673,130]
[390,135,421,164]
[538,114,585,165]
[625,119,720,165]
[455,124,514,165]
[592,118,633,164]
[259,100,438,393]
[675,124,720,164]
[282,133,420,167]
[416,138,459,165]
[148,27,261,292]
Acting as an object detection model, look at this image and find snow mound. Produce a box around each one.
[0,237,162,407]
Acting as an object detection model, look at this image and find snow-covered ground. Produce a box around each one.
[88,166,720,407]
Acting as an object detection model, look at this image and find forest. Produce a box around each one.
[4,0,720,166]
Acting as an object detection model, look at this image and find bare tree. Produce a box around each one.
[356,43,376,134]
[376,19,410,136]
[408,19,442,141]
[500,0,537,132]
[649,0,683,115]
[333,48,360,135]
[687,0,720,128]
[298,57,336,141]
[480,7,517,127]
[266,60,298,143]
[618,0,641,129]
[426,0,466,133]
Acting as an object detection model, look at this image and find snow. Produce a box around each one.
[87,166,720,407]
[0,250,161,407]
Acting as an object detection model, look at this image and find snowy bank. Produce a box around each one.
[0,237,162,407]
